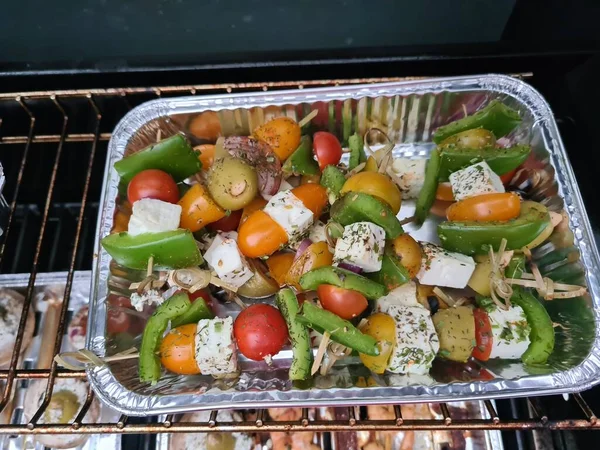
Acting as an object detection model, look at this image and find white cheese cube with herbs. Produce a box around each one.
[127,198,181,236]
[449,161,505,201]
[488,305,531,359]
[204,231,254,288]
[333,222,385,273]
[194,317,238,375]
[376,281,420,312]
[386,304,440,375]
[391,158,427,199]
[416,243,475,289]
[264,190,314,242]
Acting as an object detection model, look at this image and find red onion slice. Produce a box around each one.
[338,262,362,274]
[294,238,313,261]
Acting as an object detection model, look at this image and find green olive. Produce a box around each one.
[45,390,81,424]
[439,128,496,149]
[207,433,236,450]
[207,157,258,211]
[432,306,475,363]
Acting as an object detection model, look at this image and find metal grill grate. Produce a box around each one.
[0,77,598,436]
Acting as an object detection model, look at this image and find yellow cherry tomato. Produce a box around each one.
[359,313,396,374]
[364,156,379,172]
[253,117,301,161]
[340,172,402,215]
[285,241,333,291]
[392,234,422,278]
[178,184,226,232]
[266,252,296,286]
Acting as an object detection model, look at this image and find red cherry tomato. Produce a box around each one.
[313,132,342,171]
[233,304,288,361]
[127,169,179,204]
[207,209,243,232]
[107,296,133,334]
[472,308,493,361]
[317,285,368,320]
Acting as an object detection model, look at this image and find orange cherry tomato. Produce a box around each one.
[435,182,455,201]
[239,197,268,229]
[253,117,302,161]
[238,210,288,258]
[446,192,521,222]
[291,184,328,218]
[188,111,221,141]
[195,144,216,171]
[285,241,333,291]
[178,184,226,232]
[500,168,517,185]
[266,252,296,286]
[430,199,454,218]
[317,285,368,320]
[160,323,200,375]
[472,308,493,361]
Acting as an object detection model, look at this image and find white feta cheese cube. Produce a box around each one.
[333,222,385,273]
[488,305,531,359]
[391,158,427,199]
[204,231,254,288]
[416,243,475,289]
[194,317,238,375]
[386,304,439,375]
[130,289,164,312]
[261,179,294,201]
[449,161,505,201]
[128,198,181,236]
[376,281,420,312]
[264,190,314,242]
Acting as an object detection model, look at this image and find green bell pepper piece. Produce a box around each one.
[506,254,526,279]
[282,136,320,176]
[330,192,403,239]
[297,302,379,356]
[101,229,203,270]
[415,148,441,224]
[438,144,531,181]
[299,266,387,300]
[114,135,202,187]
[433,100,521,144]
[510,287,555,365]
[276,288,312,380]
[139,292,192,382]
[320,165,346,199]
[171,295,214,328]
[437,203,550,255]
[348,132,367,170]
[367,247,411,290]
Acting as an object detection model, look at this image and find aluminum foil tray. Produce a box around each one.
[88,75,600,416]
